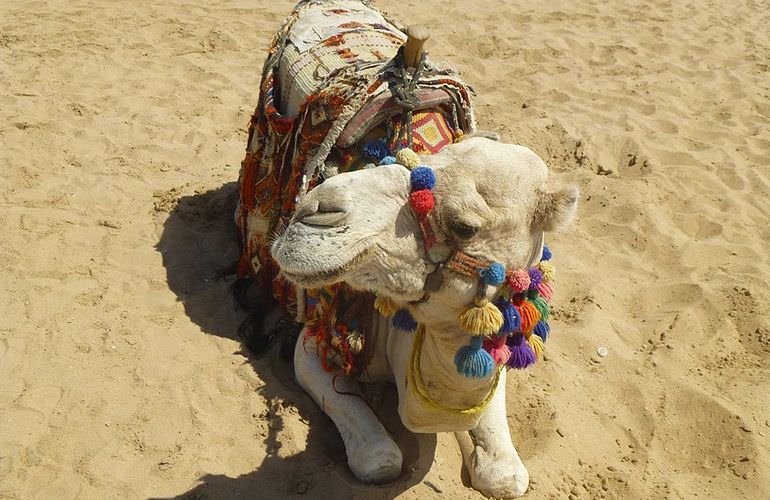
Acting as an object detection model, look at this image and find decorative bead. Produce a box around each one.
[409,189,435,215]
[454,336,494,378]
[481,262,506,286]
[528,267,543,290]
[541,245,552,261]
[392,309,418,331]
[538,260,554,282]
[506,333,535,369]
[362,139,389,160]
[395,147,420,168]
[379,155,397,165]
[410,166,436,191]
[458,298,504,335]
[508,269,531,292]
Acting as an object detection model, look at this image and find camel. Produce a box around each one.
[271,138,578,497]
[235,1,578,497]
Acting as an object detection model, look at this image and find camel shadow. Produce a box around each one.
[155,183,436,499]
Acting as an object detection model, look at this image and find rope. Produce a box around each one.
[408,324,502,415]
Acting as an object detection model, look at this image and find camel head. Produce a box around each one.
[272,137,578,328]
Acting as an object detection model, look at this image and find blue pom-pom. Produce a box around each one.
[454,336,494,378]
[496,299,520,333]
[392,309,418,331]
[379,155,397,165]
[481,262,506,286]
[541,245,552,261]
[362,139,389,160]
[409,166,436,191]
[533,321,550,341]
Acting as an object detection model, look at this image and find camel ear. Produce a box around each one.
[532,186,578,231]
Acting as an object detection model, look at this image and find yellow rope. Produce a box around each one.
[408,324,502,415]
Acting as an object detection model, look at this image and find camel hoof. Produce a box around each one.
[348,439,403,484]
[470,455,529,498]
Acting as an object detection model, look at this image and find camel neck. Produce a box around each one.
[414,324,498,408]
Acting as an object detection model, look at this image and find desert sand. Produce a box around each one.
[1,0,769,498]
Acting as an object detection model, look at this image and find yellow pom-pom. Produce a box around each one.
[395,148,420,169]
[527,332,545,360]
[538,260,555,282]
[458,298,504,335]
[374,295,399,317]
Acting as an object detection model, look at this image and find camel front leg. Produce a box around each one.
[293,332,403,483]
[454,369,529,498]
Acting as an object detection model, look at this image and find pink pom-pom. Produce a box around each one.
[508,269,531,292]
[483,335,511,366]
[409,189,435,215]
[537,281,553,301]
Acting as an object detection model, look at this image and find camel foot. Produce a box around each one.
[468,447,529,498]
[347,437,403,484]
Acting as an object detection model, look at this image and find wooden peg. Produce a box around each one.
[403,25,430,68]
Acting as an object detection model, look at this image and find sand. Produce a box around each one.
[1,0,768,498]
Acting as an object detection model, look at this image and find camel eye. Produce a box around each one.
[450,221,480,240]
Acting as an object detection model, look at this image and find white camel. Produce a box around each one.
[271,138,577,497]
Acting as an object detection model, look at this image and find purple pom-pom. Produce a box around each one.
[496,299,520,334]
[362,139,389,160]
[481,262,506,286]
[410,166,436,191]
[534,321,550,341]
[506,333,536,369]
[379,155,397,165]
[528,268,543,290]
[392,309,417,331]
[541,245,552,261]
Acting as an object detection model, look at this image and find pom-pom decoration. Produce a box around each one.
[395,147,420,168]
[374,295,399,317]
[483,335,511,366]
[533,321,550,341]
[410,166,436,191]
[392,308,418,332]
[537,281,554,302]
[517,301,541,333]
[454,336,495,378]
[362,139,389,160]
[480,262,506,286]
[528,267,543,290]
[531,296,550,322]
[379,155,397,165]
[527,332,545,360]
[541,245,552,261]
[496,299,521,334]
[459,298,504,336]
[508,269,531,292]
[506,333,536,369]
[409,189,435,215]
[538,260,554,282]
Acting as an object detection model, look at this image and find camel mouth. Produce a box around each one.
[279,246,374,288]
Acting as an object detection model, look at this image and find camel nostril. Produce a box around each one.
[299,209,349,227]
[293,200,320,222]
